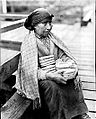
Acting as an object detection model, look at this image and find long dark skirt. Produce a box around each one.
[38,79,88,119]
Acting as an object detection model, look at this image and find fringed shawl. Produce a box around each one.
[15,31,77,109]
[15,32,41,109]
[50,32,77,63]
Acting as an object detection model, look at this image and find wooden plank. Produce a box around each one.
[77,56,94,61]
[69,47,94,51]
[80,76,95,83]
[0,40,21,51]
[74,55,94,60]
[0,13,27,20]
[1,91,95,119]
[85,100,96,113]
[0,53,20,83]
[72,53,94,57]
[83,90,96,101]
[1,48,20,64]
[79,70,95,77]
[82,82,96,91]
[0,82,12,91]
[1,92,31,119]
[79,65,94,71]
[72,51,94,55]
[0,19,25,33]
[77,58,94,63]
[68,46,94,50]
[69,49,95,53]
[87,112,96,119]
[73,55,94,60]
[78,63,94,67]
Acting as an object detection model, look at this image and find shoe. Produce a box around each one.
[79,113,91,119]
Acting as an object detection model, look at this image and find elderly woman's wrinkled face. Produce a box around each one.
[34,19,53,38]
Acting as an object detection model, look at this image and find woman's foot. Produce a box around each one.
[79,113,91,119]
[72,113,91,119]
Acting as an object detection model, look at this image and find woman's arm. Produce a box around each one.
[38,68,66,84]
[38,68,47,80]
[56,49,78,81]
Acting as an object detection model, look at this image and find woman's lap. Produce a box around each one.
[39,79,88,119]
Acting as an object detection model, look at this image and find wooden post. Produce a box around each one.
[80,6,84,27]
[0,47,1,65]
[2,0,7,14]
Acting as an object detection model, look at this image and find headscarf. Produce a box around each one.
[24,8,54,31]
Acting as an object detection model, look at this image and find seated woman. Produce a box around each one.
[14,8,91,119]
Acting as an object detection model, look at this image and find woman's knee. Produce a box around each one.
[39,80,59,102]
[39,80,58,92]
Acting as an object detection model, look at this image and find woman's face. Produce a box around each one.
[34,19,53,38]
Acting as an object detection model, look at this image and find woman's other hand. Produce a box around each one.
[46,72,66,84]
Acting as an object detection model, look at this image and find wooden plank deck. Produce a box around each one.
[63,22,96,119]
[0,21,95,118]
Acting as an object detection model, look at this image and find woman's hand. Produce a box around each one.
[56,67,78,80]
[46,71,66,84]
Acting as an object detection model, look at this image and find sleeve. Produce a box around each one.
[56,49,78,80]
[37,68,47,80]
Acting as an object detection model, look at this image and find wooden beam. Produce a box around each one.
[2,0,7,14]
[0,40,22,51]
[0,18,26,33]
[82,82,96,91]
[1,92,31,119]
[0,82,12,91]
[0,53,20,84]
[85,100,96,113]
[0,13,27,20]
[79,65,94,71]
[1,92,96,119]
[79,70,95,77]
[83,90,96,101]
[80,76,95,83]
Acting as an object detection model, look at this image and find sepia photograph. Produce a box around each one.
[0,0,95,119]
